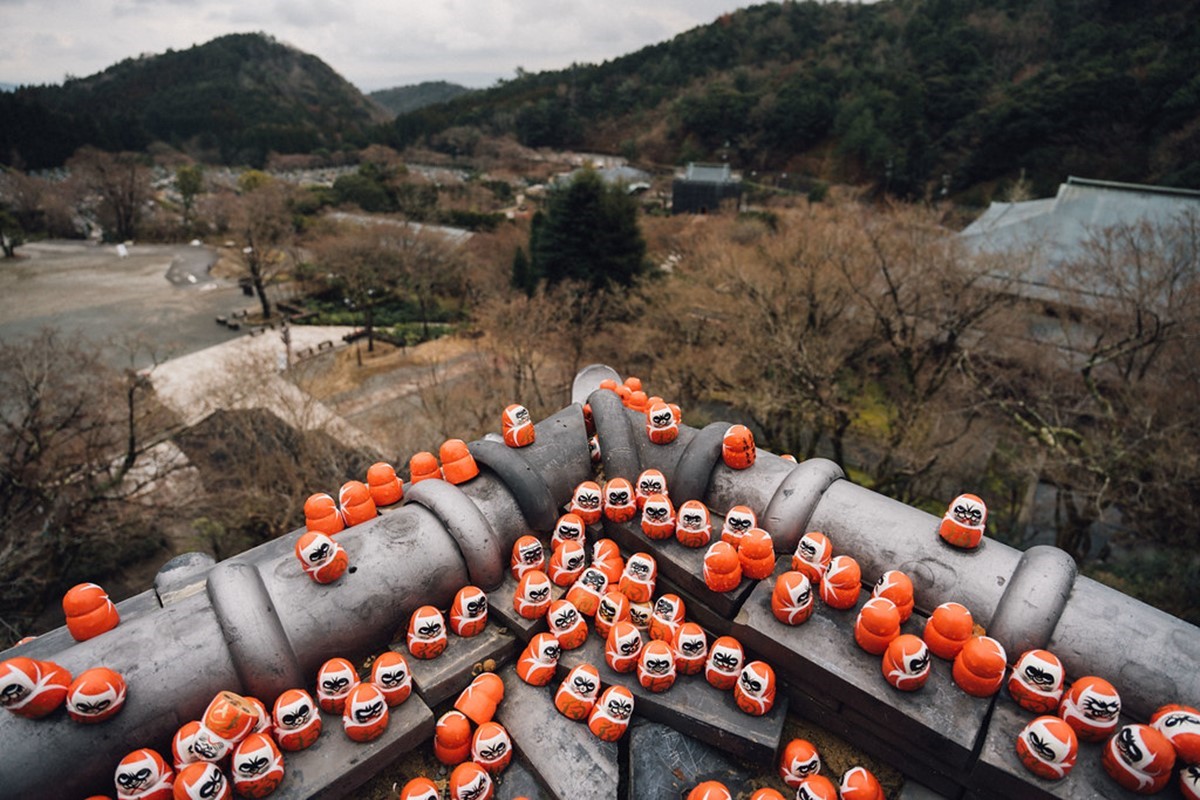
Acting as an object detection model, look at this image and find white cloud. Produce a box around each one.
[0,0,746,91]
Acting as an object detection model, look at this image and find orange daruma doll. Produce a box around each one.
[772,571,816,626]
[502,403,535,448]
[406,606,448,659]
[618,552,657,603]
[705,637,744,690]
[366,462,403,507]
[588,685,634,742]
[718,506,755,547]
[66,666,126,723]
[173,762,231,800]
[673,623,708,675]
[547,598,588,650]
[472,721,513,774]
[370,650,412,706]
[338,479,377,527]
[342,682,389,742]
[0,657,70,719]
[634,469,667,509]
[637,640,677,693]
[779,738,822,788]
[1015,715,1078,781]
[114,747,174,800]
[294,531,348,584]
[791,531,832,584]
[516,633,560,686]
[641,494,676,540]
[1007,649,1065,714]
[734,661,776,716]
[230,732,284,798]
[605,621,643,674]
[675,500,712,548]
[449,585,489,637]
[722,425,756,469]
[939,493,987,549]
[510,535,544,580]
[555,664,601,721]
[316,657,359,714]
[704,541,743,593]
[603,478,637,524]
[272,689,321,751]
[569,481,603,525]
[513,570,553,619]
[63,582,120,641]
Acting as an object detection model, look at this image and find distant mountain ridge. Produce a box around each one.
[387,0,1200,198]
[0,32,385,168]
[369,81,472,117]
[4,2,1200,199]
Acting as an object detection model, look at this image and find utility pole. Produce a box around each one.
[280,316,291,370]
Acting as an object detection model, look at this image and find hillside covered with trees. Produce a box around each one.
[368,81,473,117]
[4,2,1199,200]
[0,33,386,169]
[389,0,1200,199]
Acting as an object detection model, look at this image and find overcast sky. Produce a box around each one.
[1,0,751,92]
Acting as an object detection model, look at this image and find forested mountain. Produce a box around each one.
[0,33,386,169]
[388,0,1200,198]
[3,2,1199,198]
[368,81,473,117]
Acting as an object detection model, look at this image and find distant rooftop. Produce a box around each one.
[681,162,737,184]
[960,176,1200,303]
[325,211,473,245]
[554,165,652,190]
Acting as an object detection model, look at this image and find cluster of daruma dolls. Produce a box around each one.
[0,585,165,794]
[394,579,637,800]
[508,505,773,705]
[503,411,780,707]
[405,670,516,800]
[399,584,543,800]
[4,608,438,798]
[769,495,1200,797]
[680,741,886,800]
[1,583,129,729]
[293,434,490,584]
[292,403,544,584]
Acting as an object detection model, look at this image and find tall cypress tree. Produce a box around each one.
[511,246,536,297]
[529,168,647,291]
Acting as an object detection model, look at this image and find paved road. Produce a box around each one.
[0,241,251,370]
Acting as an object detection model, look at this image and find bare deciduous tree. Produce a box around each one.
[626,201,1021,503]
[0,332,182,636]
[476,289,572,413]
[167,344,377,562]
[313,219,466,343]
[229,171,294,320]
[964,212,1200,562]
[68,147,151,242]
[311,226,400,353]
[844,202,1022,498]
[683,207,872,464]
[393,224,466,342]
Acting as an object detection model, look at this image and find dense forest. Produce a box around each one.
[389,0,1200,198]
[4,0,1200,197]
[0,33,385,169]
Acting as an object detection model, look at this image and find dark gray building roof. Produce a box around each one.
[960,176,1200,304]
[681,162,737,184]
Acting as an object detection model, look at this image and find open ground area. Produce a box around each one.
[0,240,246,369]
